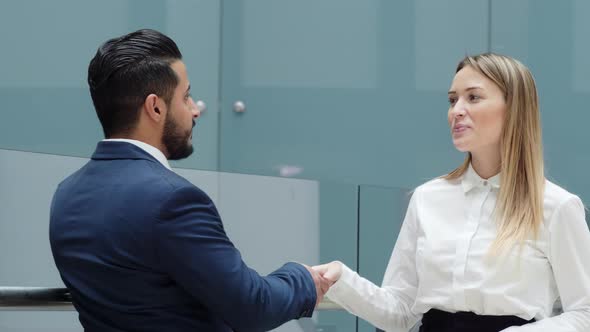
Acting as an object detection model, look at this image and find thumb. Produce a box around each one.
[323,269,339,282]
[322,261,342,282]
[311,264,330,276]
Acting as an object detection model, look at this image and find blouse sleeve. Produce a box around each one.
[503,196,590,332]
[325,189,422,331]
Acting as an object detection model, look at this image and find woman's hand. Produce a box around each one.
[312,261,343,283]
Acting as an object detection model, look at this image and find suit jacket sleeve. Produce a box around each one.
[154,184,316,331]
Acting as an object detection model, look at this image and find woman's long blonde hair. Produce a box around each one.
[444,53,545,253]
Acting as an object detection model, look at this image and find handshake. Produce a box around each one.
[303,261,344,306]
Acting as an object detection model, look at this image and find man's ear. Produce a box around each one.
[143,94,166,123]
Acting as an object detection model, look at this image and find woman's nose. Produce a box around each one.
[451,100,467,118]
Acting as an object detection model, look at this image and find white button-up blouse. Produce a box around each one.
[326,165,590,331]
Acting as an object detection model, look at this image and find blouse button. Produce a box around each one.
[483,181,488,186]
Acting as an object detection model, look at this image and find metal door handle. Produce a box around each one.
[195,100,207,113]
[233,100,246,113]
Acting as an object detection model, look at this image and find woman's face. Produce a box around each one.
[447,65,507,155]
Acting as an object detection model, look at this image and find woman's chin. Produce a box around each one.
[453,142,470,153]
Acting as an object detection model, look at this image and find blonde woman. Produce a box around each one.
[314,53,590,332]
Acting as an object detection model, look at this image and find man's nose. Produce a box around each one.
[190,98,201,118]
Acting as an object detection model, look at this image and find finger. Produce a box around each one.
[319,281,331,295]
[303,265,320,278]
[322,268,340,282]
[311,264,329,274]
[324,276,336,287]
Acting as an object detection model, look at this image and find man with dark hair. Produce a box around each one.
[49,29,330,332]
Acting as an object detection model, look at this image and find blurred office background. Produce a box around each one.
[0,1,588,331]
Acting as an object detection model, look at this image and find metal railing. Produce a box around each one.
[0,287,73,311]
[0,287,342,311]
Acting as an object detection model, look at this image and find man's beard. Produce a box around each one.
[162,116,195,161]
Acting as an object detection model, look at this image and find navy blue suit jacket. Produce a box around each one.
[49,141,316,331]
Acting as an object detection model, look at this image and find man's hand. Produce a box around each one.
[302,264,333,306]
[312,261,343,283]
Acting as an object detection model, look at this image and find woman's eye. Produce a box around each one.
[469,94,480,101]
[448,97,457,105]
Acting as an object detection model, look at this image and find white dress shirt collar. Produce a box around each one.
[461,163,501,193]
[102,138,172,170]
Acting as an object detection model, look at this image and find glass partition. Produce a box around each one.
[357,185,414,332]
[0,149,86,331]
[0,148,358,331]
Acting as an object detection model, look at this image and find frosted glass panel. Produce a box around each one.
[0,149,87,331]
[216,173,319,272]
[357,185,413,332]
[220,0,487,190]
[0,148,356,331]
[572,0,590,93]
[0,0,220,171]
[490,0,529,61]
[415,0,488,91]
[0,1,128,88]
[491,0,590,222]
[241,0,378,88]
